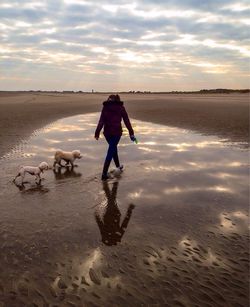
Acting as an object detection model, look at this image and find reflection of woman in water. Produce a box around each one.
[95,94,136,180]
[95,181,135,246]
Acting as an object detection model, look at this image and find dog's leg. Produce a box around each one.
[58,159,63,167]
[20,174,25,186]
[63,159,70,167]
[36,174,42,185]
[13,172,21,183]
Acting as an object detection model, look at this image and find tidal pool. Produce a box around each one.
[0,113,249,307]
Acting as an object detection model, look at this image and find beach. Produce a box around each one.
[0,92,249,158]
[0,92,249,306]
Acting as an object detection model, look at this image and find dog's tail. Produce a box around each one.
[54,149,63,157]
[55,149,62,153]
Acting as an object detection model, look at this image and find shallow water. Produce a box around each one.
[0,113,249,307]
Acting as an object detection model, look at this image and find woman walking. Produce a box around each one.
[95,94,136,180]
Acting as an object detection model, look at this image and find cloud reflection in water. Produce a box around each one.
[0,113,248,306]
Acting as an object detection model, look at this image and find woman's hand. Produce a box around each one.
[130,135,138,143]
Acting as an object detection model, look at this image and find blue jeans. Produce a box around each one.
[102,135,121,175]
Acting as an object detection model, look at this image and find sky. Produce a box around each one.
[0,0,250,91]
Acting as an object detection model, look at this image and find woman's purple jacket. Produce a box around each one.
[95,100,134,138]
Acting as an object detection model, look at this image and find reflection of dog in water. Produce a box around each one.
[53,166,82,180]
[95,181,135,246]
[16,183,49,193]
[53,150,82,168]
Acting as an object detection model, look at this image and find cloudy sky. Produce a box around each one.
[0,0,249,91]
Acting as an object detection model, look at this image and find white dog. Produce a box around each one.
[53,150,82,168]
[13,161,49,185]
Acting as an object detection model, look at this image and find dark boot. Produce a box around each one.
[102,160,111,180]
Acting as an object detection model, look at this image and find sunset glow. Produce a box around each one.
[0,0,249,91]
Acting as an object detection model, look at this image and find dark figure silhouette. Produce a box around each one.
[95,181,135,246]
[94,94,136,180]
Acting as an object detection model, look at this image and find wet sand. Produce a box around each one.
[0,95,249,306]
[0,92,249,157]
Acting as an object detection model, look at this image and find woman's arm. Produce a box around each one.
[95,108,104,139]
[121,106,134,136]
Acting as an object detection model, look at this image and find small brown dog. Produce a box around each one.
[13,161,49,185]
[53,150,82,168]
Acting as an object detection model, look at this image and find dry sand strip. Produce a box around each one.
[0,92,249,157]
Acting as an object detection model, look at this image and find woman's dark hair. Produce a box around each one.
[115,94,120,102]
[108,94,120,103]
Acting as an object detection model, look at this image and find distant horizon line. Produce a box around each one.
[0,88,249,94]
